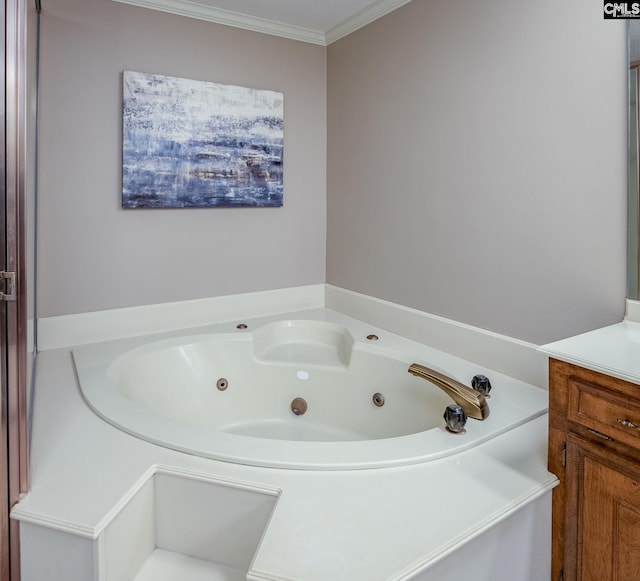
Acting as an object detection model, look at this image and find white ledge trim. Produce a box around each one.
[111,0,415,45]
[625,297,640,323]
[37,284,545,386]
[37,285,325,351]
[325,285,546,388]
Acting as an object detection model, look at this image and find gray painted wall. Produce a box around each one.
[39,0,628,346]
[38,0,327,317]
[327,0,628,344]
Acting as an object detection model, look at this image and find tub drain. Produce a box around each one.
[291,397,307,416]
[372,393,385,407]
[216,378,229,391]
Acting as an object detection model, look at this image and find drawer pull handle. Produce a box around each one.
[617,418,640,430]
[587,428,613,441]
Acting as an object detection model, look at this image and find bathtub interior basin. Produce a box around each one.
[73,317,548,469]
[107,320,451,442]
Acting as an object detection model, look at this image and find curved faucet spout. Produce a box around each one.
[408,363,490,421]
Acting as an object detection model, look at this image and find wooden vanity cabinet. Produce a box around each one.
[548,358,640,581]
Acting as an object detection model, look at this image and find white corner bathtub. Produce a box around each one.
[72,318,548,470]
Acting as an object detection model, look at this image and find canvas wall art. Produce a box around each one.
[122,71,284,208]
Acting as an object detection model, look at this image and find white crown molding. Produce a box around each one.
[112,0,415,46]
[111,0,326,45]
[325,0,415,44]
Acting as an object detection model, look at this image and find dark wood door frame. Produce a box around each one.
[3,0,32,579]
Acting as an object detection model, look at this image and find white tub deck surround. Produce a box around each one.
[73,317,548,470]
[13,291,557,581]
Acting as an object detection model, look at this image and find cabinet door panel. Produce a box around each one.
[567,436,640,581]
[614,502,640,578]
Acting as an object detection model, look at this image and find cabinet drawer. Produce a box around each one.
[568,377,640,451]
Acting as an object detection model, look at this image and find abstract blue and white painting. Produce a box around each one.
[122,71,284,208]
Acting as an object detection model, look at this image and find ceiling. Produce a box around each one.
[112,0,414,45]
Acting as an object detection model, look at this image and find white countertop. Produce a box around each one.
[13,313,556,580]
[539,320,640,385]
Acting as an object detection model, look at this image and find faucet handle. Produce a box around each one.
[471,374,492,398]
[443,404,467,434]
